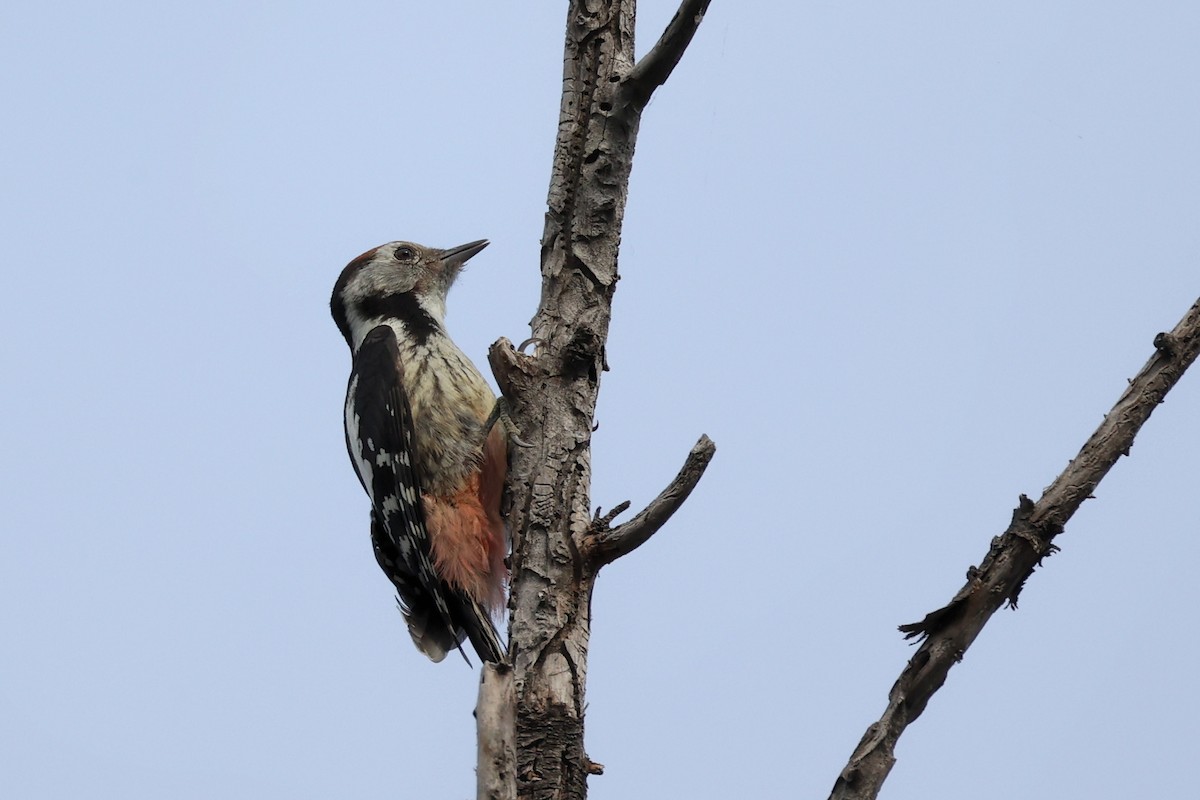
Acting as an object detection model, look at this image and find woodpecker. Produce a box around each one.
[331,239,508,664]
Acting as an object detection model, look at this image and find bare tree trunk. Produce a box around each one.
[476,3,715,800]
[829,297,1200,800]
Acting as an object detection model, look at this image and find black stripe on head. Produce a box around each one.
[331,248,380,347]
[360,292,440,344]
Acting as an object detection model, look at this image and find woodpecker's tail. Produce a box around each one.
[454,596,505,664]
[394,595,458,663]
[393,590,504,664]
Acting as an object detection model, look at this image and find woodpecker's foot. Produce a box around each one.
[517,337,544,354]
[484,397,531,448]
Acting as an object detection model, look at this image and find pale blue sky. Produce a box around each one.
[3,2,1198,798]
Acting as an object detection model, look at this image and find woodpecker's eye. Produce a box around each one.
[394,245,417,262]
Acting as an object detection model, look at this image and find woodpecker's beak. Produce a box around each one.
[440,239,489,267]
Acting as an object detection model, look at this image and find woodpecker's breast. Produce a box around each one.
[390,324,496,496]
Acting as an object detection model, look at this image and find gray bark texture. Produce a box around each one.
[829,296,1200,800]
[476,2,714,800]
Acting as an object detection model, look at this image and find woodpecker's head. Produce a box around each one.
[331,239,489,350]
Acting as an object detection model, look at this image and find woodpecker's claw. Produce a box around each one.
[484,397,531,448]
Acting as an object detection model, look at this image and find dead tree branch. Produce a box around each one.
[587,435,716,567]
[624,0,712,107]
[477,3,714,799]
[829,296,1200,800]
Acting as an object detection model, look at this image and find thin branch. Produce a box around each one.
[586,435,716,567]
[623,0,712,108]
[829,296,1200,800]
